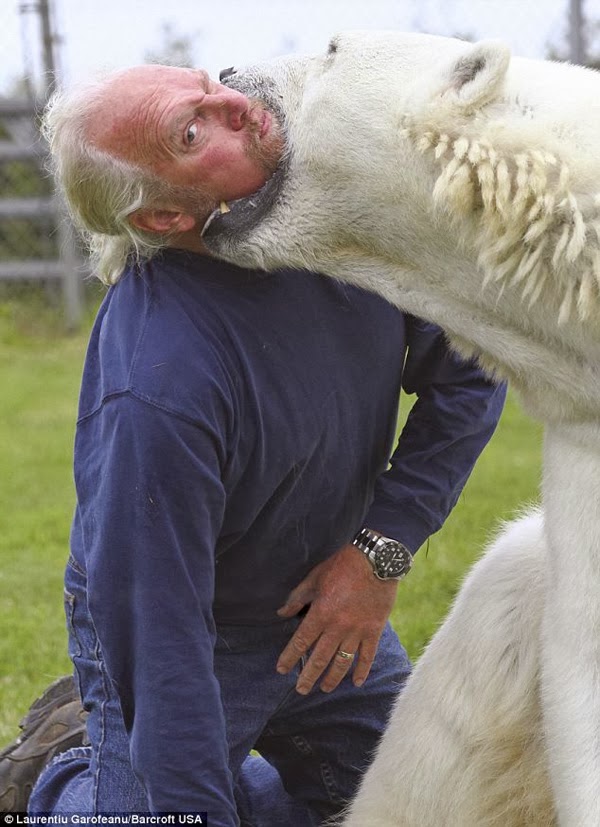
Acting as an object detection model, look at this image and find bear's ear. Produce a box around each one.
[441,40,510,112]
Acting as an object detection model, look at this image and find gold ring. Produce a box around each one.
[336,649,354,661]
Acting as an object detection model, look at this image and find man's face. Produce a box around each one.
[89,64,284,216]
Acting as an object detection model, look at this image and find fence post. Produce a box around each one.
[0,0,85,328]
[40,0,85,327]
[0,98,85,328]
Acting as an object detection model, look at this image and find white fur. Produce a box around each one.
[342,511,555,827]
[208,33,600,826]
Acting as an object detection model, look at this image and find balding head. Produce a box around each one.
[84,63,282,202]
[43,67,210,284]
[85,66,209,165]
[43,63,283,283]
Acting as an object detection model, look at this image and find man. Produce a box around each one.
[0,65,505,824]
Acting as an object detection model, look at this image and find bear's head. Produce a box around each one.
[202,31,512,273]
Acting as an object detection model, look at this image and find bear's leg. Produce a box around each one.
[342,511,554,827]
[541,423,600,827]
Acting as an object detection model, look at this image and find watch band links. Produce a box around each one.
[352,527,413,580]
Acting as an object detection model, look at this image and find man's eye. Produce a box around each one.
[186,122,199,144]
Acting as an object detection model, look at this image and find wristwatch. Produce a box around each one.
[352,528,413,581]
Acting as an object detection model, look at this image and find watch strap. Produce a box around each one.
[353,528,413,580]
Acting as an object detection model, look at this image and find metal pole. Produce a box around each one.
[38,0,57,98]
[37,0,84,328]
[569,0,586,65]
[56,204,85,331]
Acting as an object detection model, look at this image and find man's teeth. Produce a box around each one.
[219,201,231,214]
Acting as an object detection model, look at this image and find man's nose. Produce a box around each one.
[203,85,249,130]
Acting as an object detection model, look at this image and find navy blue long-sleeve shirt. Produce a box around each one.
[70,249,505,820]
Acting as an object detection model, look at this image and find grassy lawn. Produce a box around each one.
[0,293,543,744]
[0,292,100,743]
[392,390,542,657]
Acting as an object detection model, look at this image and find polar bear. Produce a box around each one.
[201,32,600,826]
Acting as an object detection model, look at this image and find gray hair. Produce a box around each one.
[42,76,206,285]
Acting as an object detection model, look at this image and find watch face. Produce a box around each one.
[374,544,410,578]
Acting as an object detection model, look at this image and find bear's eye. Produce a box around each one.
[327,38,339,56]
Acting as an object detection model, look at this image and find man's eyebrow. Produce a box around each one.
[167,73,210,147]
[169,109,194,146]
[196,69,211,87]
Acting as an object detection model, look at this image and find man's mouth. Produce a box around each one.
[259,109,272,139]
[246,103,272,141]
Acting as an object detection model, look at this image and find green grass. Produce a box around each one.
[0,294,543,743]
[392,391,542,659]
[0,292,100,742]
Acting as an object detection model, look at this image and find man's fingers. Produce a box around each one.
[351,638,379,687]
[276,623,319,675]
[294,635,360,695]
[276,598,307,618]
[275,545,396,694]
[294,637,339,695]
[294,636,379,695]
[276,573,319,618]
[318,642,360,694]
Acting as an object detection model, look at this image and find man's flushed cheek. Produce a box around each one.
[208,146,267,183]
[202,142,253,173]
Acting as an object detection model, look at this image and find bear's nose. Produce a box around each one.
[219,66,237,82]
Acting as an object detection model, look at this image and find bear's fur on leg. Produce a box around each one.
[342,512,554,827]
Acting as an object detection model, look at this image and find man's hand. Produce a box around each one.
[276,543,399,694]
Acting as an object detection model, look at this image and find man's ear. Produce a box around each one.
[441,40,511,112]
[128,208,196,235]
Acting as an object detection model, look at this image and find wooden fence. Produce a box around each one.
[0,96,84,328]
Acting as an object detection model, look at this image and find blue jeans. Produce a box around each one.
[30,558,411,825]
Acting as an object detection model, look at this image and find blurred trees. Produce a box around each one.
[144,21,201,68]
[547,0,600,68]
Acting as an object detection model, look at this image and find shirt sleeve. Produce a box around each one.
[363,316,507,551]
[74,390,239,824]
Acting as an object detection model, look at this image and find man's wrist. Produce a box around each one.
[352,527,413,581]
